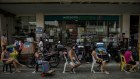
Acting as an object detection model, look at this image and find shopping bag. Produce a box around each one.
[42,61,50,73]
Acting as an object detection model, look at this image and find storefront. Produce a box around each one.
[44,15,120,44]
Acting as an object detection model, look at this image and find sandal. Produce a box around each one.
[104,71,110,74]
[15,70,21,72]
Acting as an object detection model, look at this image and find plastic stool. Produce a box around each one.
[3,63,12,73]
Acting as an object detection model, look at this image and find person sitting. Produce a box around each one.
[68,46,81,73]
[91,46,110,74]
[1,46,25,72]
[124,47,139,72]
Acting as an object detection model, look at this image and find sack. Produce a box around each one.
[42,61,50,73]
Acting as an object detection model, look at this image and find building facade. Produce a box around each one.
[0,0,140,48]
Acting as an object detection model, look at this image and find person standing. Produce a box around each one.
[42,30,49,39]
[1,33,7,49]
[32,48,42,73]
[38,37,44,52]
[29,29,36,41]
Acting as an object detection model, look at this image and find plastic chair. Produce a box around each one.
[62,54,69,73]
[91,56,104,73]
[120,54,131,72]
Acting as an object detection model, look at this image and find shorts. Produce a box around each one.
[96,60,102,64]
[69,61,79,66]
[128,61,136,65]
[3,60,8,63]
[36,60,42,65]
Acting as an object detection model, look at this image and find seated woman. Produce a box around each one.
[68,46,81,73]
[91,46,110,74]
[124,47,139,72]
[1,46,25,72]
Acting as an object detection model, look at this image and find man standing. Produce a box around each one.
[1,33,7,49]
[30,29,36,41]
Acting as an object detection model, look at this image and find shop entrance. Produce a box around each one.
[130,15,139,47]
[44,15,120,46]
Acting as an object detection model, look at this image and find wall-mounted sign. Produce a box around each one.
[36,27,43,34]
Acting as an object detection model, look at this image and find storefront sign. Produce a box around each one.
[45,15,119,21]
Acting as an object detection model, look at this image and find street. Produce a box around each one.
[0,62,140,79]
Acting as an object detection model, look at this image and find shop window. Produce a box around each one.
[16,16,36,34]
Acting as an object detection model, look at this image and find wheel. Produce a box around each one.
[26,60,36,68]
[25,54,36,68]
[49,56,60,68]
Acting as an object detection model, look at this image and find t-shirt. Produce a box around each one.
[38,41,43,51]
[1,36,7,46]
[124,50,132,64]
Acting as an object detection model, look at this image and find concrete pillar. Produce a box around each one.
[36,13,44,28]
[36,13,44,40]
[122,14,130,38]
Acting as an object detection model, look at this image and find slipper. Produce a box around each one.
[48,70,55,74]
[129,70,134,72]
[21,65,26,67]
[104,71,110,74]
[15,70,21,73]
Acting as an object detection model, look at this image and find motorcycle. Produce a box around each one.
[54,41,65,54]
[42,48,60,68]
[96,42,111,62]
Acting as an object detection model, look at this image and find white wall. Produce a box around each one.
[36,13,44,28]
[122,14,130,38]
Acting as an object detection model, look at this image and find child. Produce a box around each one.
[32,48,55,75]
[32,48,42,73]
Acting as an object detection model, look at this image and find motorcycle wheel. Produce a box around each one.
[49,56,60,68]
[25,56,36,68]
